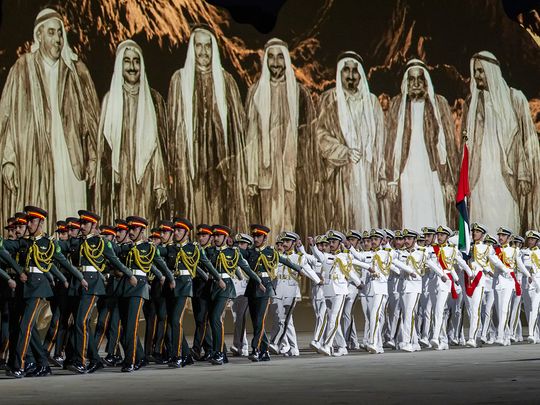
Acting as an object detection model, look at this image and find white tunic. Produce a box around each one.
[400,100,446,230]
[470,96,519,232]
[44,59,87,219]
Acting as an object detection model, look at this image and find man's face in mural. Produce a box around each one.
[37,19,63,62]
[407,67,427,99]
[194,30,212,70]
[122,48,141,85]
[340,60,360,93]
[473,59,488,91]
[267,46,285,80]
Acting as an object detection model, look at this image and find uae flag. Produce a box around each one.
[456,144,471,259]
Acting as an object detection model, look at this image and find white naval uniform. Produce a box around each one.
[522,247,540,343]
[305,249,327,344]
[270,250,320,355]
[466,242,504,345]
[349,247,373,349]
[362,247,414,354]
[480,262,497,343]
[416,245,438,346]
[492,244,530,345]
[384,249,408,347]
[399,246,440,351]
[341,258,361,350]
[311,245,366,355]
[430,244,472,350]
[231,269,250,355]
[509,249,531,342]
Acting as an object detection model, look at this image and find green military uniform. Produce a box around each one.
[66,211,133,374]
[191,224,214,360]
[42,221,70,363]
[204,225,262,365]
[162,218,222,368]
[143,225,170,364]
[6,207,81,378]
[244,224,302,362]
[118,216,173,372]
[93,224,122,365]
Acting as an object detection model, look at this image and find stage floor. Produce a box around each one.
[2,333,539,404]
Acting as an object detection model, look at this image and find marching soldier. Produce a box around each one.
[5,207,81,378]
[341,230,362,351]
[162,218,223,368]
[205,225,262,365]
[522,230,540,343]
[430,226,472,350]
[243,224,301,362]
[271,233,320,356]
[493,227,531,346]
[191,224,213,360]
[65,210,134,374]
[309,235,327,350]
[42,220,70,364]
[310,231,367,356]
[118,216,174,372]
[230,233,253,357]
[465,223,504,347]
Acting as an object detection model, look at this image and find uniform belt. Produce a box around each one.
[175,270,191,276]
[259,272,269,278]
[81,266,98,272]
[220,273,231,279]
[28,267,43,274]
[133,269,147,276]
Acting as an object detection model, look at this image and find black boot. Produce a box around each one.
[209,352,224,365]
[121,363,135,372]
[248,349,260,362]
[259,351,271,362]
[181,354,194,367]
[168,357,182,368]
[66,361,87,374]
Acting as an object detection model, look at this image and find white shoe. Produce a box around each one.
[290,349,300,357]
[465,339,477,348]
[413,343,422,352]
[419,338,431,348]
[350,342,360,350]
[429,339,439,349]
[241,348,249,357]
[449,339,459,346]
[333,347,348,357]
[310,340,321,352]
[385,340,396,349]
[268,344,280,355]
[366,344,378,354]
[486,337,495,344]
[480,336,487,344]
[401,343,414,352]
[527,336,537,344]
[279,345,291,355]
[440,342,449,350]
[494,339,505,346]
[319,345,332,356]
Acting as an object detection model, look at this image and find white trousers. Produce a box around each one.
[464,285,484,342]
[508,292,522,340]
[367,294,388,351]
[312,296,327,342]
[432,289,451,343]
[270,297,298,353]
[319,295,346,348]
[399,292,420,347]
[231,295,249,352]
[481,287,496,340]
[360,295,370,346]
[384,289,401,344]
[495,286,514,342]
[341,290,359,348]
[526,287,540,339]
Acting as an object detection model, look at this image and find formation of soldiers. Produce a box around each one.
[0,206,539,378]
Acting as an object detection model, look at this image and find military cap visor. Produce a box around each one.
[24,206,47,220]
[250,224,270,236]
[126,216,148,229]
